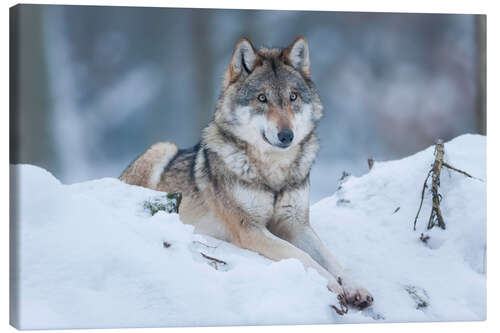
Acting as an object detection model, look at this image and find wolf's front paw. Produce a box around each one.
[341,281,374,310]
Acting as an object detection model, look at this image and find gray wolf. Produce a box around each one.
[120,36,374,310]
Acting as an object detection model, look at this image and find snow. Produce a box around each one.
[11,134,486,329]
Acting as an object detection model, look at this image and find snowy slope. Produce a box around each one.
[11,134,486,329]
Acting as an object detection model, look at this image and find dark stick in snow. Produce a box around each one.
[427,140,446,230]
[413,139,481,231]
[413,170,432,230]
[200,252,227,270]
[367,157,375,170]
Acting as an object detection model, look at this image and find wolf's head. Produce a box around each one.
[214,37,323,151]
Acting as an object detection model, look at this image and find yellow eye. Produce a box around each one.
[290,92,298,101]
[257,94,267,103]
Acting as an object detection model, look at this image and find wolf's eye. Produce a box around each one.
[257,94,267,103]
[290,92,298,101]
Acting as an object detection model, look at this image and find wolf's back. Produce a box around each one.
[119,141,178,189]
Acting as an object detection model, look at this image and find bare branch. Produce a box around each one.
[200,252,227,265]
[442,162,483,182]
[413,170,432,230]
[413,139,482,233]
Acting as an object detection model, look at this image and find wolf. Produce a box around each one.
[120,36,374,310]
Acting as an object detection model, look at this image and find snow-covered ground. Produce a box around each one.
[10,134,486,329]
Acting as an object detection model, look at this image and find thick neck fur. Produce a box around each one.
[202,122,318,192]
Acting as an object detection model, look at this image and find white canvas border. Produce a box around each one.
[1,1,497,332]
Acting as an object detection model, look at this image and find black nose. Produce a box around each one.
[277,130,294,145]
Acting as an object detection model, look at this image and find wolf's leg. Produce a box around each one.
[270,222,374,309]
[235,224,343,295]
[269,185,373,309]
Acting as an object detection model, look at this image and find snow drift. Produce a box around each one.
[10,134,486,329]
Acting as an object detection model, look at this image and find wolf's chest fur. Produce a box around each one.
[205,126,312,193]
[246,145,302,190]
[221,144,309,225]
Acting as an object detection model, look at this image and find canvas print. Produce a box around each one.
[10,4,486,330]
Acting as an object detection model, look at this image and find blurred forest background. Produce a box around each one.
[11,5,486,203]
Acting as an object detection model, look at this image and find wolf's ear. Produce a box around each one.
[223,38,258,88]
[284,36,310,77]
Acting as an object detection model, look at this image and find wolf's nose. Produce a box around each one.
[278,130,294,145]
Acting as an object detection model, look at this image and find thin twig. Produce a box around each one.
[442,162,483,182]
[193,240,219,248]
[200,252,227,265]
[413,170,432,230]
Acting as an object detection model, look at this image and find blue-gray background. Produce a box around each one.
[11,5,486,203]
